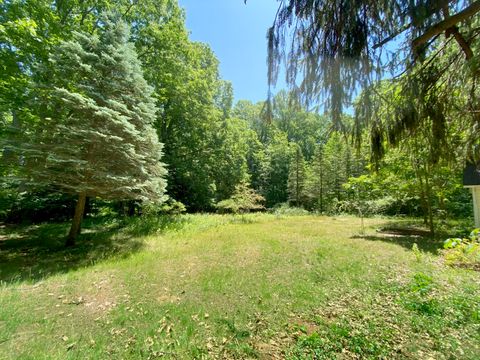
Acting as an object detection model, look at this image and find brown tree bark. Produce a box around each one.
[412,1,480,53]
[66,192,87,247]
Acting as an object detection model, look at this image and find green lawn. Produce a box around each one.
[0,214,479,359]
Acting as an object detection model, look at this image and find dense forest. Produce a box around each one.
[0,0,478,239]
[2,1,480,359]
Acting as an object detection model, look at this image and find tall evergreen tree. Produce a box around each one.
[322,133,349,207]
[26,16,167,245]
[287,144,307,207]
[307,144,327,212]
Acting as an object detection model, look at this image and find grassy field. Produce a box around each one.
[0,214,479,359]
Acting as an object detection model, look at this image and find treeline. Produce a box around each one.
[231,92,470,226]
[0,0,472,231]
[1,0,247,220]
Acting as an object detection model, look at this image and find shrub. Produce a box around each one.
[216,182,265,214]
[271,203,310,216]
[443,229,480,270]
[142,198,186,216]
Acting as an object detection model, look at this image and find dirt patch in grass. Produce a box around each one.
[255,340,286,360]
[83,278,121,316]
[378,227,431,237]
[41,272,126,319]
[451,262,480,272]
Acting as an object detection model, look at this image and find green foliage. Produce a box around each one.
[287,145,307,207]
[412,243,423,262]
[143,198,187,216]
[266,0,480,163]
[409,273,434,296]
[212,118,252,201]
[257,131,292,207]
[158,199,187,215]
[0,189,75,223]
[0,0,476,231]
[402,273,441,316]
[25,16,167,203]
[290,324,391,359]
[443,229,480,269]
[1,0,253,214]
[216,181,265,214]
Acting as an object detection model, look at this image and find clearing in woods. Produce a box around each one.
[0,214,479,359]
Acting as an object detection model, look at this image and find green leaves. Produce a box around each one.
[216,181,265,214]
[26,16,167,203]
[444,238,465,249]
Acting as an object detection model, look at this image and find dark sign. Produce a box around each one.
[463,163,480,186]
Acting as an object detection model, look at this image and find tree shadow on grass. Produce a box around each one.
[352,220,457,255]
[0,215,187,284]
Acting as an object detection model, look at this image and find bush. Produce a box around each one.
[332,196,423,217]
[443,229,480,270]
[402,273,441,315]
[216,182,265,214]
[142,198,186,216]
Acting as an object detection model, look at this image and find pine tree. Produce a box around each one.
[287,144,306,207]
[26,16,167,245]
[307,144,326,212]
[322,132,349,206]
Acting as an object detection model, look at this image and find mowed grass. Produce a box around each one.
[0,214,479,359]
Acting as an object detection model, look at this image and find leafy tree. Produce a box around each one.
[264,0,480,163]
[287,144,307,207]
[150,38,225,211]
[216,181,265,214]
[25,17,167,245]
[352,73,472,230]
[1,0,230,213]
[215,80,234,120]
[322,132,349,208]
[266,0,479,117]
[212,117,252,201]
[232,100,271,144]
[271,90,329,160]
[258,131,292,207]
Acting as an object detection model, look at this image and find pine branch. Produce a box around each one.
[412,1,480,53]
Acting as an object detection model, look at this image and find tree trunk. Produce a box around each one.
[127,200,137,217]
[417,176,428,225]
[296,151,300,206]
[424,176,435,236]
[66,192,87,247]
[412,1,480,52]
[319,164,324,212]
[83,196,90,220]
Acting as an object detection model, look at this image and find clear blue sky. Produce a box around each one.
[177,0,284,103]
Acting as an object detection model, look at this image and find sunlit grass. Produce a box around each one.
[0,214,479,359]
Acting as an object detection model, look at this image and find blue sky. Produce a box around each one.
[177,0,284,103]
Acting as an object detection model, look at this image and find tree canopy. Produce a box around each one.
[265,0,480,162]
[24,16,167,244]
[0,0,476,239]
